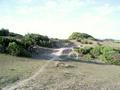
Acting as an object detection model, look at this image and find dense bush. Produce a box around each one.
[74,47,92,55]
[101,46,113,55]
[0,31,56,57]
[82,54,93,60]
[22,34,53,48]
[7,42,21,56]
[98,47,120,64]
[0,28,23,39]
[90,46,102,58]
[0,37,24,48]
[9,32,23,39]
[74,45,120,65]
[98,52,119,64]
[69,32,95,40]
[0,28,9,36]
[7,42,31,57]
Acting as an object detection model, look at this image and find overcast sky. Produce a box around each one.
[0,0,120,39]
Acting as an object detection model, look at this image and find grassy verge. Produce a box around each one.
[0,54,45,89]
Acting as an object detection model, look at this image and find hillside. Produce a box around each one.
[0,28,58,57]
[68,32,95,40]
[1,52,120,90]
[1,29,120,90]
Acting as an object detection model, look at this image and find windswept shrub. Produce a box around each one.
[90,46,102,58]
[7,42,31,57]
[101,46,113,55]
[69,32,95,40]
[21,33,54,48]
[99,51,119,64]
[74,47,92,55]
[9,32,23,39]
[75,45,120,65]
[0,28,9,36]
[82,54,93,60]
[0,37,24,48]
[7,42,21,56]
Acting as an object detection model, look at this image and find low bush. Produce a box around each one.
[21,34,54,48]
[90,46,102,58]
[82,54,93,60]
[7,42,31,57]
[74,45,120,65]
[69,32,95,40]
[74,47,92,55]
[0,28,9,36]
[7,42,21,56]
[98,51,120,64]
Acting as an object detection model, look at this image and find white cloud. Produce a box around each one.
[0,0,120,39]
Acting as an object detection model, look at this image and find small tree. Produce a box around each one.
[0,28,9,36]
[7,42,31,57]
[7,42,21,56]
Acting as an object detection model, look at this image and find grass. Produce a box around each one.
[1,54,120,90]
[15,60,120,90]
[0,54,45,89]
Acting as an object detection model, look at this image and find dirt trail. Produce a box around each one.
[2,48,72,90]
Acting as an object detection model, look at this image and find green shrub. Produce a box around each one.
[75,45,120,65]
[69,32,95,40]
[98,47,120,64]
[90,46,102,58]
[7,42,21,56]
[82,54,93,60]
[99,51,118,64]
[74,47,92,55]
[9,32,23,39]
[101,46,113,55]
[7,42,31,57]
[22,33,53,48]
[0,28,9,36]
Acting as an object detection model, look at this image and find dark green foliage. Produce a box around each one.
[7,42,31,57]
[74,47,92,55]
[0,37,30,57]
[21,33,53,48]
[69,32,95,40]
[82,54,93,60]
[0,28,23,39]
[7,42,21,56]
[75,45,120,65]
[0,29,56,57]
[9,32,23,39]
[0,28,9,36]
[0,37,24,48]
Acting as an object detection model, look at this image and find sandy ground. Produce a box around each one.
[2,47,72,90]
[2,47,120,90]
